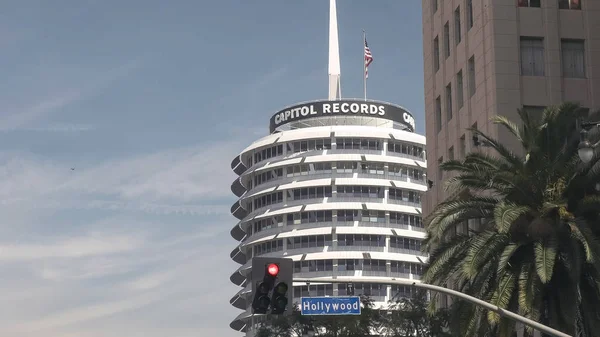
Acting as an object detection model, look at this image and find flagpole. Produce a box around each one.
[363,30,367,101]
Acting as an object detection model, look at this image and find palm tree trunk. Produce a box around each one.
[541,296,551,337]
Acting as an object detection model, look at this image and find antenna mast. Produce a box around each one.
[328,0,341,100]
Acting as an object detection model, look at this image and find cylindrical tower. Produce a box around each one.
[228,99,427,334]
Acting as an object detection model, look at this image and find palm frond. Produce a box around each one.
[497,243,521,275]
[494,200,531,233]
[534,237,558,284]
[463,231,508,278]
[422,234,472,285]
[487,271,517,325]
[467,127,524,170]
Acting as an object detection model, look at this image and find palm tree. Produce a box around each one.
[422,103,600,337]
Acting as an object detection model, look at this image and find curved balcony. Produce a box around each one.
[230,245,247,265]
[230,200,248,220]
[229,309,250,331]
[230,269,246,286]
[230,222,246,242]
[230,177,246,198]
[229,283,251,310]
[231,156,247,176]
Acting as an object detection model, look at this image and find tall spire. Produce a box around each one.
[328,0,341,100]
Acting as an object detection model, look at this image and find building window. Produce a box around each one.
[444,22,450,59]
[520,37,545,76]
[561,39,585,78]
[448,147,455,161]
[433,36,440,72]
[518,0,541,7]
[456,70,464,109]
[559,0,581,9]
[459,135,466,159]
[437,157,443,180]
[435,96,442,132]
[432,0,438,13]
[336,138,382,150]
[454,7,461,45]
[445,83,453,121]
[467,0,473,29]
[468,56,476,97]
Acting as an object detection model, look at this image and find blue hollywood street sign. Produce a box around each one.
[300,296,361,316]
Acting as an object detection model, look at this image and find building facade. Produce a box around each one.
[422,0,600,217]
[228,100,427,334]
[421,1,600,335]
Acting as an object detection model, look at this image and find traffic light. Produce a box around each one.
[271,281,289,314]
[251,257,293,316]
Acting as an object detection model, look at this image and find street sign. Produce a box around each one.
[300,296,361,316]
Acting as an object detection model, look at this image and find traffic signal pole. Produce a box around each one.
[294,277,571,337]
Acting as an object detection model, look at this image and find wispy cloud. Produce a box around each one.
[0,216,238,336]
[0,60,143,131]
[0,233,143,262]
[0,140,241,215]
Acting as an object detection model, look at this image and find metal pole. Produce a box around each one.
[293,277,571,337]
[363,30,367,101]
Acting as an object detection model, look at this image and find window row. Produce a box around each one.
[287,235,333,250]
[252,191,283,210]
[294,259,334,273]
[391,285,417,298]
[286,138,332,153]
[391,261,425,275]
[520,37,585,78]
[338,259,423,275]
[389,188,422,204]
[253,235,423,252]
[286,210,333,225]
[337,138,383,150]
[294,283,396,299]
[250,139,425,166]
[390,237,422,251]
[389,164,425,180]
[250,187,422,210]
[519,0,582,9]
[337,210,386,223]
[387,141,424,158]
[337,283,387,297]
[250,211,423,234]
[252,218,284,233]
[433,2,473,72]
[337,234,386,248]
[285,162,333,177]
[253,144,284,165]
[253,168,284,187]
[336,185,384,198]
[253,240,283,256]
[251,162,426,188]
[287,186,332,200]
[435,57,475,131]
[390,213,424,228]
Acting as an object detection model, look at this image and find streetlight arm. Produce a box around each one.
[580,122,600,129]
[293,277,571,337]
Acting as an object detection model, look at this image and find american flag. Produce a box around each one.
[364,38,373,78]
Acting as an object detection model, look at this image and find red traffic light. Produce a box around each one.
[267,263,279,276]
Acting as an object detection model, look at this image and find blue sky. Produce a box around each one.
[0,1,424,336]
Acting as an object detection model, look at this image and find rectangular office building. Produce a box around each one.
[421,0,600,216]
